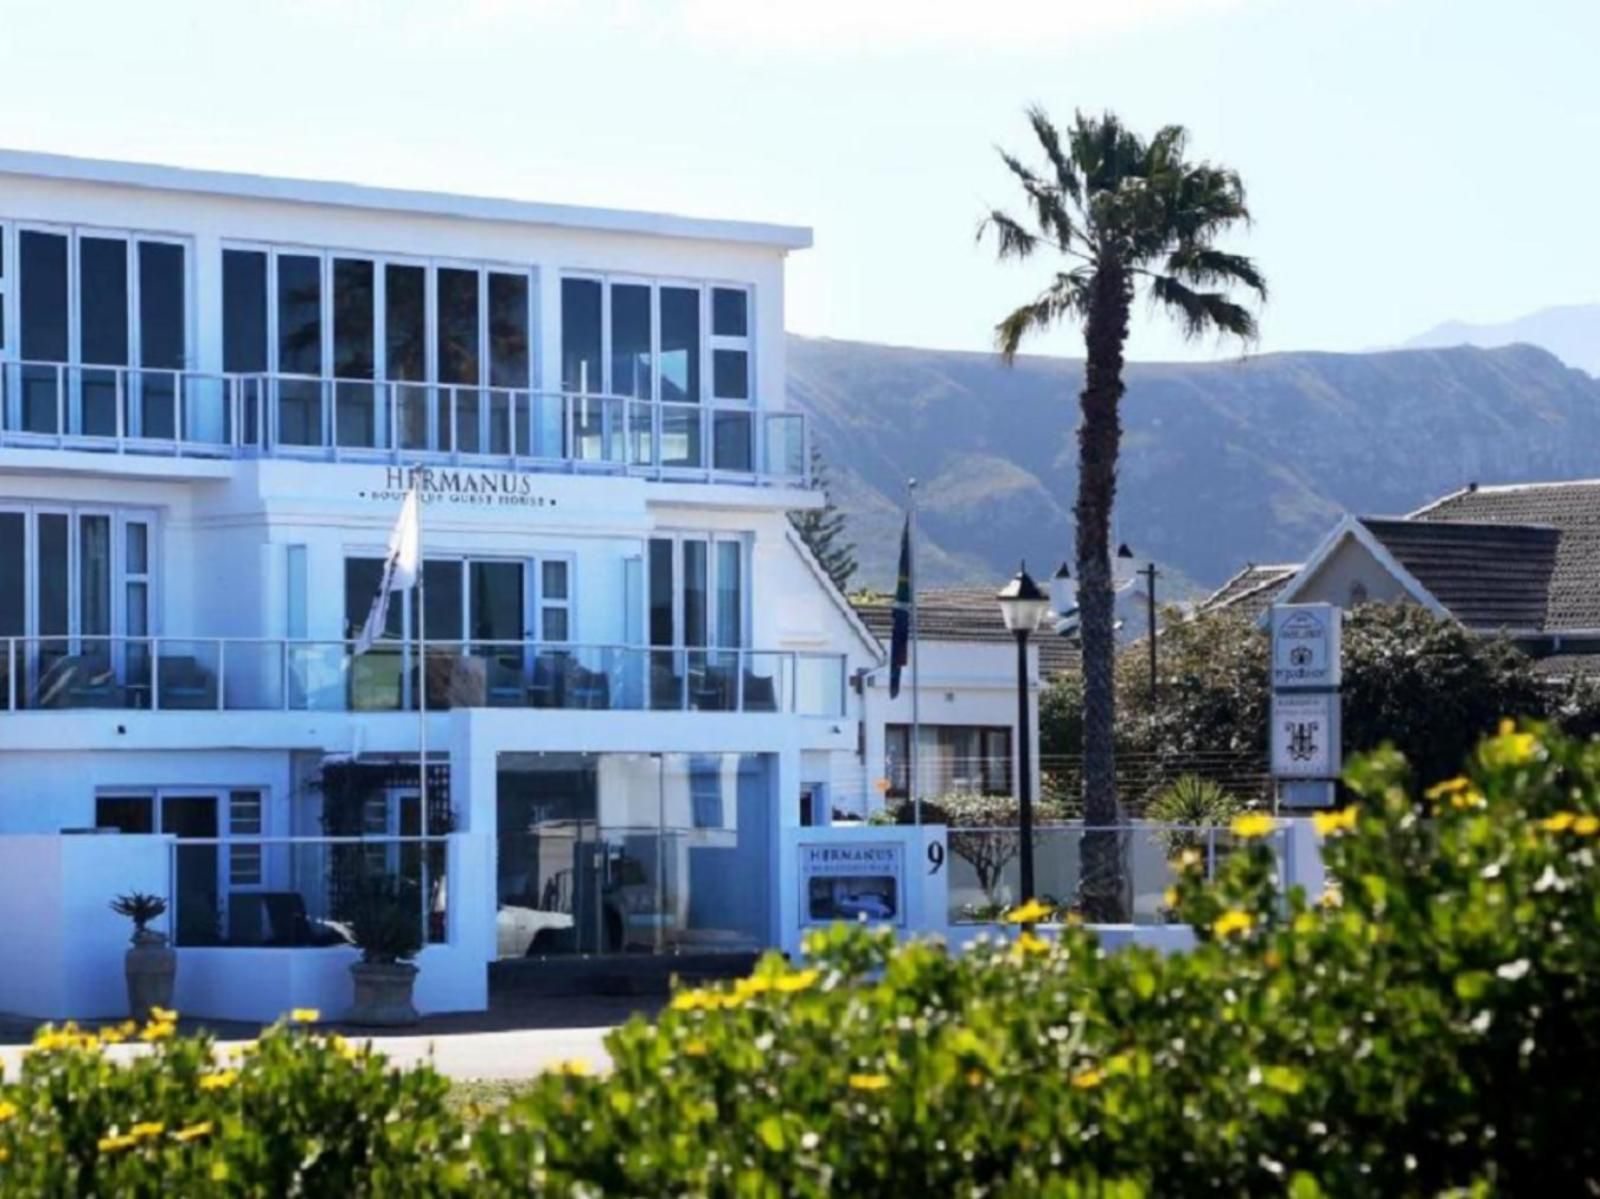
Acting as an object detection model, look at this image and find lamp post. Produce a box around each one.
[997,561,1052,902]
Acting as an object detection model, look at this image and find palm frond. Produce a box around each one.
[1163,245,1268,300]
[996,147,1079,250]
[977,209,1040,260]
[1024,104,1081,204]
[994,271,1091,362]
[1148,274,1259,343]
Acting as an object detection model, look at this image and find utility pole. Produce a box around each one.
[1142,561,1159,701]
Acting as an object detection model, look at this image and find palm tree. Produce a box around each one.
[980,108,1265,921]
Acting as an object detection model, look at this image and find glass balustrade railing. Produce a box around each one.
[0,636,847,717]
[0,361,808,485]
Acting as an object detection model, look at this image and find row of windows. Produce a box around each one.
[885,725,1014,798]
[0,221,756,404]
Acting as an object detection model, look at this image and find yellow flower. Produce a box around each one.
[1425,776,1471,801]
[98,1132,139,1153]
[100,1025,128,1045]
[173,1121,213,1143]
[329,1034,359,1061]
[1312,805,1360,837]
[149,1006,178,1024]
[1162,887,1179,909]
[1176,848,1203,871]
[1069,1068,1104,1090]
[139,1021,175,1043]
[553,1059,592,1077]
[683,1038,709,1057]
[0,1100,16,1123]
[774,968,819,994]
[1482,723,1539,769]
[290,1008,321,1024]
[1003,898,1054,925]
[0,1147,8,1163]
[1212,909,1255,939]
[199,1070,237,1091]
[1319,886,1343,909]
[1576,815,1600,836]
[1230,812,1276,840]
[1541,812,1577,833]
[670,988,715,1012]
[131,1121,165,1140]
[1011,931,1050,957]
[1450,789,1486,811]
[848,1073,890,1091]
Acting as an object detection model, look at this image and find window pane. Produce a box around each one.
[424,559,463,642]
[344,558,400,639]
[682,540,708,648]
[97,795,154,834]
[488,272,529,389]
[0,513,23,635]
[713,348,749,400]
[541,559,569,601]
[125,521,149,575]
[126,581,148,636]
[561,278,602,393]
[385,264,427,381]
[229,790,263,834]
[333,259,375,379]
[37,513,68,637]
[80,515,111,637]
[20,231,68,361]
[712,287,748,337]
[79,237,129,365]
[610,283,651,399]
[469,560,523,642]
[660,286,699,403]
[222,250,268,373]
[712,409,753,471]
[277,255,322,376]
[541,606,569,642]
[648,538,674,646]
[715,541,741,648]
[436,268,479,385]
[138,242,185,370]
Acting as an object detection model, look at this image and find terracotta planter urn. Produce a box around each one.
[347,960,420,1027]
[125,929,177,1024]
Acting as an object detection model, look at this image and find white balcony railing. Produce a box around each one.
[0,636,849,718]
[0,361,809,485]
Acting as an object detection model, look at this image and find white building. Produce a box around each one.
[0,150,894,1021]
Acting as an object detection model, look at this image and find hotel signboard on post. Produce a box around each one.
[1270,602,1342,808]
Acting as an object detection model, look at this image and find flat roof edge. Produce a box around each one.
[0,148,813,250]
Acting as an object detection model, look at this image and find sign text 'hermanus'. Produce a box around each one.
[361,467,558,510]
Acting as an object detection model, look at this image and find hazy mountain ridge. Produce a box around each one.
[1404,303,1600,376]
[786,336,1600,592]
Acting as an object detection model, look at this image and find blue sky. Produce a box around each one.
[2,0,1594,362]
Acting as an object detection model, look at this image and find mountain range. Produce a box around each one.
[786,335,1600,595]
[1404,304,1600,376]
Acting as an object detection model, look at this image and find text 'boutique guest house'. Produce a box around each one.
[0,149,918,1020]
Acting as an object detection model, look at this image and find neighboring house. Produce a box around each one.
[1200,479,1600,678]
[0,149,884,1021]
[849,588,1078,816]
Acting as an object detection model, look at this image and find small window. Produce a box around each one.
[540,559,571,643]
[229,790,264,886]
[709,286,751,402]
[1349,581,1369,607]
[97,794,155,834]
[712,288,748,337]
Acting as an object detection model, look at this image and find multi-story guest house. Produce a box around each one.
[0,150,911,1020]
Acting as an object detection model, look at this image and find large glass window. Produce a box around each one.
[333,258,376,447]
[0,513,23,638]
[276,254,323,445]
[560,277,602,393]
[78,236,129,435]
[886,725,1013,798]
[610,283,651,399]
[19,230,68,433]
[660,286,699,404]
[137,241,185,440]
[386,263,429,450]
[222,250,268,373]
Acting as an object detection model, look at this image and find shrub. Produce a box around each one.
[7,723,1600,1194]
[1146,773,1242,857]
[108,892,167,937]
[882,791,1071,906]
[346,877,424,965]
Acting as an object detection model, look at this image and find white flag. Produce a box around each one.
[354,486,421,656]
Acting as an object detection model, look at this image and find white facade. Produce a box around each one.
[0,151,888,1021]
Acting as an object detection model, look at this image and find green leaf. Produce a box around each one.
[757,1115,786,1153]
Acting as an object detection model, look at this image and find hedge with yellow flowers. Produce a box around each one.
[6,720,1600,1195]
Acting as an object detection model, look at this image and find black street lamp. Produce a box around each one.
[996,561,1052,902]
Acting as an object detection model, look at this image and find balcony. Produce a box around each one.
[0,361,809,486]
[0,636,848,718]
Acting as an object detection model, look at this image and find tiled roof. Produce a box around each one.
[1197,564,1300,620]
[1531,652,1600,680]
[851,589,1081,678]
[1410,481,1600,631]
[1358,517,1560,632]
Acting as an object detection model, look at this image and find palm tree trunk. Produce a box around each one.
[1075,261,1131,923]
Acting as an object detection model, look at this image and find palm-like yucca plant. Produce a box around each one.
[980,108,1265,921]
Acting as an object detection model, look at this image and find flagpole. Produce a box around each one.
[415,474,427,840]
[908,478,921,827]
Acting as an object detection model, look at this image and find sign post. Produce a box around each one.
[1270,603,1342,810]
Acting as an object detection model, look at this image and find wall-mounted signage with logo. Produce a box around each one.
[1272,690,1341,779]
[1271,603,1341,690]
[361,466,559,510]
[799,842,905,927]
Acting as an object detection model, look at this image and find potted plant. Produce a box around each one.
[110,891,175,1023]
[345,877,423,1027]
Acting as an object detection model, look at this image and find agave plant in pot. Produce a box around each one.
[110,891,175,1023]
[346,876,424,1027]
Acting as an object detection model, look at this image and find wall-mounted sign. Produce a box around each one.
[799,842,904,927]
[1272,691,1341,779]
[360,467,559,511]
[1271,603,1342,690]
